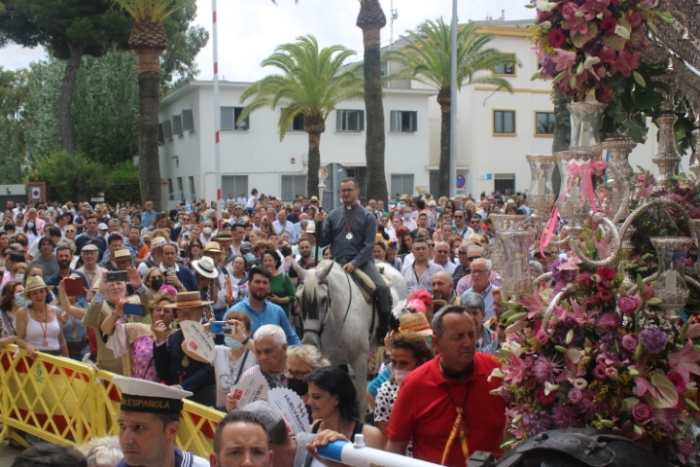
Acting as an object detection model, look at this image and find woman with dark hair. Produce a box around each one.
[23,221,39,247]
[185,239,204,267]
[443,199,456,216]
[396,226,411,257]
[260,249,294,316]
[306,366,382,448]
[231,256,249,302]
[0,281,24,345]
[374,332,434,451]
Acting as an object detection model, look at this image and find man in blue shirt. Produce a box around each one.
[141,200,157,228]
[224,266,300,346]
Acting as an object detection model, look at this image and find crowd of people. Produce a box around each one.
[0,181,565,467]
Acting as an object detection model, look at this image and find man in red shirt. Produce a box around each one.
[386,306,506,466]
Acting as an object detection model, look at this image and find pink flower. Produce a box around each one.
[600,17,617,36]
[632,402,651,422]
[605,367,619,380]
[597,267,617,284]
[561,4,589,37]
[598,288,612,301]
[627,11,643,29]
[668,371,687,393]
[593,364,607,380]
[618,295,642,314]
[568,387,583,403]
[553,48,577,73]
[537,386,557,404]
[622,334,637,351]
[599,46,617,63]
[668,340,700,386]
[536,330,549,345]
[609,49,641,78]
[521,292,546,319]
[642,283,655,301]
[580,0,611,21]
[549,29,566,48]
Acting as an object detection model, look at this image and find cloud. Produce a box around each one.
[0,0,533,80]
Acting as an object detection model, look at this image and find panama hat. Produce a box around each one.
[164,291,213,309]
[22,276,54,297]
[150,236,168,249]
[398,312,433,337]
[253,240,275,251]
[191,257,218,279]
[203,241,222,253]
[114,249,132,261]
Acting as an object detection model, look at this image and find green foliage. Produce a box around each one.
[34,150,104,201]
[110,0,188,23]
[0,67,29,183]
[238,35,364,139]
[102,160,140,203]
[383,19,520,93]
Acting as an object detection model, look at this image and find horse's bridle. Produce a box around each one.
[298,272,353,342]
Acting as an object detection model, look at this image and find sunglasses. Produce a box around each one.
[468,256,482,260]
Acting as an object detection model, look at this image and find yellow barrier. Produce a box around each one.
[0,345,224,458]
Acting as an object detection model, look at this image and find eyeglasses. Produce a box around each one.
[183,218,190,221]
[454,215,463,218]
[286,369,311,380]
[457,251,468,255]
[339,189,355,193]
[468,256,482,260]
[471,269,488,274]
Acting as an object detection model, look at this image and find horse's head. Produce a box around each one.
[293,260,334,348]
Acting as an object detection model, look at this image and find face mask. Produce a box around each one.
[287,377,309,397]
[203,227,212,235]
[14,293,26,307]
[398,203,405,210]
[404,213,411,220]
[28,222,35,229]
[225,337,243,349]
[15,273,24,283]
[394,369,412,387]
[244,253,255,263]
[151,279,163,291]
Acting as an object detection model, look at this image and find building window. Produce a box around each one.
[391,174,415,198]
[163,120,173,140]
[172,114,183,137]
[221,106,249,131]
[283,108,306,131]
[390,111,417,133]
[177,177,184,196]
[168,179,174,197]
[281,175,307,200]
[495,174,516,196]
[158,123,165,145]
[188,176,196,199]
[222,175,248,200]
[336,109,364,132]
[493,110,516,135]
[535,111,555,135]
[494,55,516,76]
[182,109,195,132]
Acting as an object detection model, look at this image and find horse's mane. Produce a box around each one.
[301,260,335,320]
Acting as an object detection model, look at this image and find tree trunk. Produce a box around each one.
[136,47,163,211]
[358,0,388,204]
[307,131,321,199]
[437,89,451,198]
[59,43,84,154]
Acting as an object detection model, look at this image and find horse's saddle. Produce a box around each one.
[350,265,393,304]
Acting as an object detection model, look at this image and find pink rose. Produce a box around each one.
[536,330,549,345]
[587,295,601,306]
[622,334,637,351]
[568,387,583,403]
[642,284,655,301]
[598,288,612,301]
[597,267,617,284]
[594,364,607,380]
[599,46,617,64]
[618,295,642,315]
[632,402,651,422]
[627,11,643,28]
[605,367,619,380]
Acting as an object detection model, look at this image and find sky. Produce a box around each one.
[0,0,533,82]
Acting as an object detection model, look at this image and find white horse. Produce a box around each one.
[292,260,406,415]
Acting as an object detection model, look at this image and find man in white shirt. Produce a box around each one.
[433,241,456,274]
[272,209,296,244]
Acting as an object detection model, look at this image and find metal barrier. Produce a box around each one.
[0,345,223,458]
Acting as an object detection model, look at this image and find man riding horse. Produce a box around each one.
[313,177,392,339]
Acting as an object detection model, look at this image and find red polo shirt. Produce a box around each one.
[387,353,506,466]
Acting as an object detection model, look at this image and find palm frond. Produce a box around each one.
[111,0,189,22]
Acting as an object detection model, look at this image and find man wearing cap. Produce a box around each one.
[100,234,136,270]
[314,177,392,337]
[78,244,107,290]
[113,376,209,467]
[215,231,236,270]
[82,269,152,374]
[201,242,235,323]
[75,217,107,257]
[153,292,216,406]
[136,236,167,276]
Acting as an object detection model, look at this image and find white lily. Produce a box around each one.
[536,0,560,12]
[488,367,506,382]
[615,24,631,40]
[583,55,601,69]
[544,381,560,396]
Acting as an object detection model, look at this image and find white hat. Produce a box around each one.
[98,223,108,230]
[191,256,218,279]
[112,375,192,415]
[306,221,316,234]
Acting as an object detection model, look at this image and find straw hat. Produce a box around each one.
[114,249,131,261]
[203,241,222,253]
[253,240,275,251]
[191,257,218,279]
[398,312,433,337]
[215,231,233,240]
[23,276,54,297]
[150,236,168,249]
[164,291,213,309]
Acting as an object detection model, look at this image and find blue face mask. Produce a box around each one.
[28,222,35,229]
[404,213,411,220]
[14,293,26,307]
[225,337,243,350]
[244,253,255,263]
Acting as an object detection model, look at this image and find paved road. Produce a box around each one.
[0,442,20,467]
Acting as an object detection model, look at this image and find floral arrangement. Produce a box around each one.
[530,0,673,102]
[493,252,700,462]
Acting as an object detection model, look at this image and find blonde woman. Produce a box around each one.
[286,344,330,402]
[16,276,68,358]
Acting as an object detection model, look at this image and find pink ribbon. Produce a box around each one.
[538,159,607,255]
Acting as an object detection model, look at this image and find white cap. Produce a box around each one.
[113,376,192,414]
[98,223,108,230]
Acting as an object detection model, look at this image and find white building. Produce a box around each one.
[158,19,666,207]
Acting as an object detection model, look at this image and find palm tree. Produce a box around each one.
[357,0,388,204]
[111,0,188,211]
[384,19,519,197]
[237,35,364,198]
